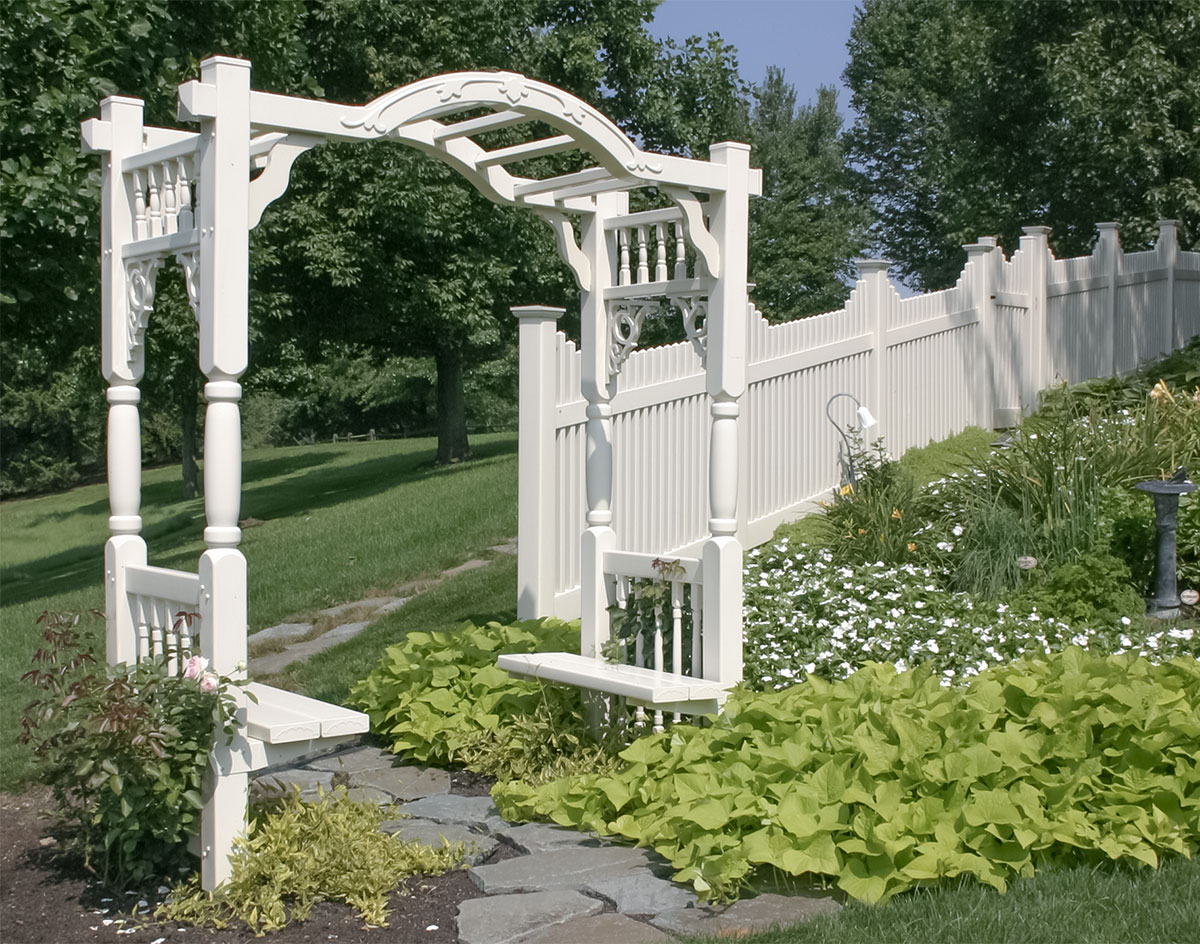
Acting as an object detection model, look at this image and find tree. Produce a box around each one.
[845,0,1200,290]
[748,68,871,320]
[1,0,314,495]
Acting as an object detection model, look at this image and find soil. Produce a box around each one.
[1,772,506,944]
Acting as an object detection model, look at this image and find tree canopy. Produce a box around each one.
[845,0,1200,289]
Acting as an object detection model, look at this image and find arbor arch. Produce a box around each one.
[83,55,758,888]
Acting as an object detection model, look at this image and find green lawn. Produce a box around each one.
[689,855,1200,944]
[0,433,519,787]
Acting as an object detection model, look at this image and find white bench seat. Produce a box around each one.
[244,682,369,744]
[497,652,732,715]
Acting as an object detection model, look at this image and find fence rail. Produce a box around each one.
[518,221,1200,618]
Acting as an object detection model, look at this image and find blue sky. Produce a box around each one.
[648,0,861,111]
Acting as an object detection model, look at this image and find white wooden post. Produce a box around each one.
[964,239,997,430]
[92,94,149,665]
[701,142,751,686]
[1096,222,1122,377]
[513,305,564,619]
[192,54,251,893]
[579,192,622,660]
[856,259,892,446]
[1158,220,1180,348]
[1019,226,1052,405]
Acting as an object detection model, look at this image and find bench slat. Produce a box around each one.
[244,682,369,744]
[497,652,730,708]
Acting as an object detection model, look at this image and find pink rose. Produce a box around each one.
[200,673,218,693]
[183,655,208,680]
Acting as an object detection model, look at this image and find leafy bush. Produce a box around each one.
[1011,550,1145,631]
[494,651,1200,905]
[158,787,465,932]
[351,619,617,783]
[818,435,940,565]
[19,612,239,885]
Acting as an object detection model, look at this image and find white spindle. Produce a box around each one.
[162,162,177,234]
[618,229,631,285]
[653,602,664,732]
[671,581,683,722]
[674,222,687,279]
[690,581,703,678]
[147,165,162,237]
[132,170,147,240]
[136,596,149,659]
[177,157,194,231]
[655,223,668,281]
[636,226,649,283]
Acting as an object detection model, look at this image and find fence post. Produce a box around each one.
[1157,220,1180,349]
[1019,226,1052,408]
[1096,222,1122,377]
[964,238,998,430]
[512,305,564,619]
[855,259,892,446]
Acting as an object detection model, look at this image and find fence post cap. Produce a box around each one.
[853,258,892,277]
[511,305,566,321]
[963,241,997,255]
[1021,225,1053,237]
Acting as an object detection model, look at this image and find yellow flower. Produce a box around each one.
[891,508,902,519]
[840,484,853,496]
[1149,379,1174,404]
[907,542,916,552]
[857,528,867,535]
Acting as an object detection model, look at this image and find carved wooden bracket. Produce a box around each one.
[534,209,590,290]
[125,257,162,358]
[664,188,720,280]
[247,133,322,230]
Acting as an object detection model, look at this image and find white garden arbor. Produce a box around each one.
[83,55,759,888]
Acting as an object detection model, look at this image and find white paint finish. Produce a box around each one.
[243,683,369,742]
[105,536,147,665]
[513,306,564,619]
[497,652,730,707]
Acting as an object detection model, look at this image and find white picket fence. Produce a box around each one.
[519,221,1200,618]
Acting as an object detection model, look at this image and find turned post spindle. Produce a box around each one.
[177,158,194,231]
[618,229,630,286]
[636,225,649,283]
[655,223,668,281]
[162,162,177,235]
[147,165,162,237]
[674,222,687,280]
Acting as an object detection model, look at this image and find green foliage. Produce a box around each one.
[749,70,870,321]
[494,650,1200,905]
[18,611,238,885]
[846,0,1200,290]
[157,787,465,933]
[351,618,615,783]
[945,497,1036,599]
[817,435,938,565]
[1011,550,1145,631]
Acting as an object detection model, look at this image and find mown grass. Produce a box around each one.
[689,855,1200,944]
[0,433,518,787]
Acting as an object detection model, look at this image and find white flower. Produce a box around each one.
[1120,616,1131,626]
[200,672,219,693]
[952,524,964,537]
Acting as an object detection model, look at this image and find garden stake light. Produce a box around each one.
[1135,468,1197,618]
[826,392,878,487]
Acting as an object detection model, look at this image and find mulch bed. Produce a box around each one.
[2,772,504,944]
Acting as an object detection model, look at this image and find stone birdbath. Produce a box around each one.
[1135,472,1197,618]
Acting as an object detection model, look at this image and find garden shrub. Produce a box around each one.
[818,435,940,565]
[351,618,618,782]
[158,786,465,932]
[494,650,1200,905]
[19,612,239,886]
[1010,550,1145,631]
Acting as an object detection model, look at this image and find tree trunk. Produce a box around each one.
[180,367,201,499]
[435,343,471,463]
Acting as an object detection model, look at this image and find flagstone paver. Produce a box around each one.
[251,621,313,643]
[379,820,499,865]
[468,846,656,895]
[516,913,672,944]
[399,795,507,834]
[307,745,399,774]
[456,890,604,944]
[583,870,699,914]
[495,821,602,854]
[355,765,452,800]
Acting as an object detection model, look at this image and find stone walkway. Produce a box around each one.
[245,541,841,941]
[254,744,842,944]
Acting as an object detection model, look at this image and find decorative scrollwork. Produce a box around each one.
[676,294,708,363]
[126,257,162,357]
[174,250,200,322]
[608,300,657,377]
